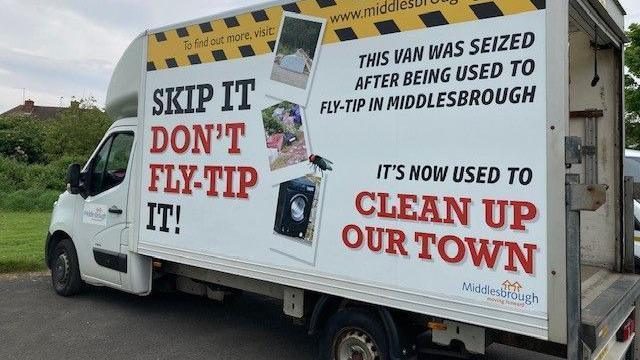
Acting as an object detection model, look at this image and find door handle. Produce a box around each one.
[108,206,123,215]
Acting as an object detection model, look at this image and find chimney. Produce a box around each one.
[23,99,34,113]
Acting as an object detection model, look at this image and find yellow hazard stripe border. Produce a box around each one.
[147,0,546,72]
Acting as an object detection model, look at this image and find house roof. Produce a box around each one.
[0,101,67,120]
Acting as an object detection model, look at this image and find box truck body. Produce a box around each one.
[45,0,640,358]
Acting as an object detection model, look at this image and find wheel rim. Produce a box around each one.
[53,253,70,287]
[333,328,379,360]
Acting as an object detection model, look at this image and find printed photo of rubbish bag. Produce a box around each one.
[262,100,309,172]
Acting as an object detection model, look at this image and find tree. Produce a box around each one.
[0,115,47,163]
[0,96,109,163]
[42,101,112,162]
[626,24,640,148]
[277,17,323,59]
[0,96,113,210]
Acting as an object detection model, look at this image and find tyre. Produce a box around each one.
[51,238,83,296]
[319,308,389,360]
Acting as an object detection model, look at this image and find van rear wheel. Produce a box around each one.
[51,238,83,296]
[320,309,389,360]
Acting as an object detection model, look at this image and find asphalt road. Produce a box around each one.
[0,273,560,360]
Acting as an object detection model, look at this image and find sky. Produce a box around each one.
[0,0,639,114]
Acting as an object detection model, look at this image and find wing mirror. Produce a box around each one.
[67,163,82,195]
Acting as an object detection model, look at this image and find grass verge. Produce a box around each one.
[0,212,50,273]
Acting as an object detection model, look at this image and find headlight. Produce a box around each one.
[291,196,306,222]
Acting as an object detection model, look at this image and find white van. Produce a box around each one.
[45,1,639,359]
[624,149,640,270]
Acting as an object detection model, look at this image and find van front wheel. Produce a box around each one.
[51,238,83,296]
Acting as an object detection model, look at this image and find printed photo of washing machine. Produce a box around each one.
[273,175,319,241]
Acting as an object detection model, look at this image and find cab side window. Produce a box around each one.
[88,132,134,196]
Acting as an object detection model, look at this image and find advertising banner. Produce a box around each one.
[140,0,548,337]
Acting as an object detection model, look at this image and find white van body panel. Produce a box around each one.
[46,1,638,357]
[105,36,145,121]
